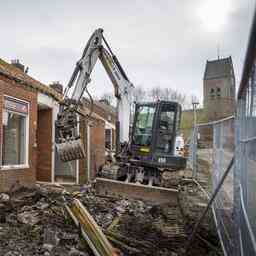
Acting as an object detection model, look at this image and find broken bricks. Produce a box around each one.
[0,184,221,256]
[17,210,40,226]
[0,193,10,202]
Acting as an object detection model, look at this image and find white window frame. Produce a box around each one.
[1,95,30,170]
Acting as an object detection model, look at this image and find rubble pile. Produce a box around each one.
[0,186,89,256]
[0,181,221,256]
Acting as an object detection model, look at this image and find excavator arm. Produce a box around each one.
[56,28,133,162]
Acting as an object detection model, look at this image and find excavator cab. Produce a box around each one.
[130,100,186,170]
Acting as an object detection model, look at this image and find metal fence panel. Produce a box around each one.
[187,9,256,256]
[187,127,198,178]
[236,60,256,255]
[188,117,237,255]
[212,118,236,256]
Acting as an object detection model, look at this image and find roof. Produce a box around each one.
[204,56,234,80]
[83,98,117,116]
[0,58,106,123]
[93,100,116,115]
[0,58,62,101]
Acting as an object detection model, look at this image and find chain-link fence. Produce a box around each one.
[188,117,236,255]
[235,9,256,255]
[235,26,256,256]
[188,112,256,256]
[236,87,256,256]
[187,10,256,255]
[212,117,236,256]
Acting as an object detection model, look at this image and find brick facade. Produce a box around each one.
[83,99,117,124]
[203,57,236,122]
[36,108,52,182]
[0,74,37,191]
[0,58,113,189]
[204,78,235,121]
[79,112,106,184]
[90,122,106,179]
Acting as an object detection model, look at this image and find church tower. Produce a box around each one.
[203,56,236,121]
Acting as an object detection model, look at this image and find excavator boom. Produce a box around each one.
[56,28,133,162]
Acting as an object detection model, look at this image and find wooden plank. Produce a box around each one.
[65,198,118,256]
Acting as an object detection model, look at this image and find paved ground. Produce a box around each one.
[197,148,234,206]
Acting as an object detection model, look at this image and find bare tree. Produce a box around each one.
[133,86,147,103]
[100,85,194,110]
[147,86,189,109]
[149,86,163,101]
[191,94,199,105]
[100,92,115,105]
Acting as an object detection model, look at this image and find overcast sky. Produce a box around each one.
[0,0,255,103]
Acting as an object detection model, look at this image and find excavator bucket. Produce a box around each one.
[56,138,86,162]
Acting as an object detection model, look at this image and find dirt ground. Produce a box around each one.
[0,163,222,256]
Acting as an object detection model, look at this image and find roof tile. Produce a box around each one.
[0,58,63,101]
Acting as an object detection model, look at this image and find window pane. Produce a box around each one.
[2,112,26,165]
[159,109,175,132]
[156,104,176,153]
[105,129,111,150]
[133,105,156,146]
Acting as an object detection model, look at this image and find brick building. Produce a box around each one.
[0,58,106,191]
[83,98,117,152]
[203,56,236,121]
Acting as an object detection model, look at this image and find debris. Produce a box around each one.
[42,243,54,252]
[3,252,22,256]
[43,229,60,248]
[68,247,89,256]
[0,181,221,256]
[65,198,117,256]
[17,210,40,225]
[0,193,10,202]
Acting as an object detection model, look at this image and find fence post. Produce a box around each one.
[192,126,197,178]
[234,113,242,256]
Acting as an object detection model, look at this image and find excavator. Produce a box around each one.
[56,28,186,201]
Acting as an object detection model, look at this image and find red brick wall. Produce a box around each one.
[90,122,105,179]
[79,117,87,184]
[78,117,105,183]
[203,78,235,121]
[83,100,116,125]
[0,75,37,192]
[36,109,52,182]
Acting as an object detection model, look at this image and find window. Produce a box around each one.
[156,104,176,153]
[217,87,221,97]
[210,88,215,99]
[133,105,156,146]
[105,129,112,150]
[230,83,234,97]
[158,107,175,132]
[2,97,28,167]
